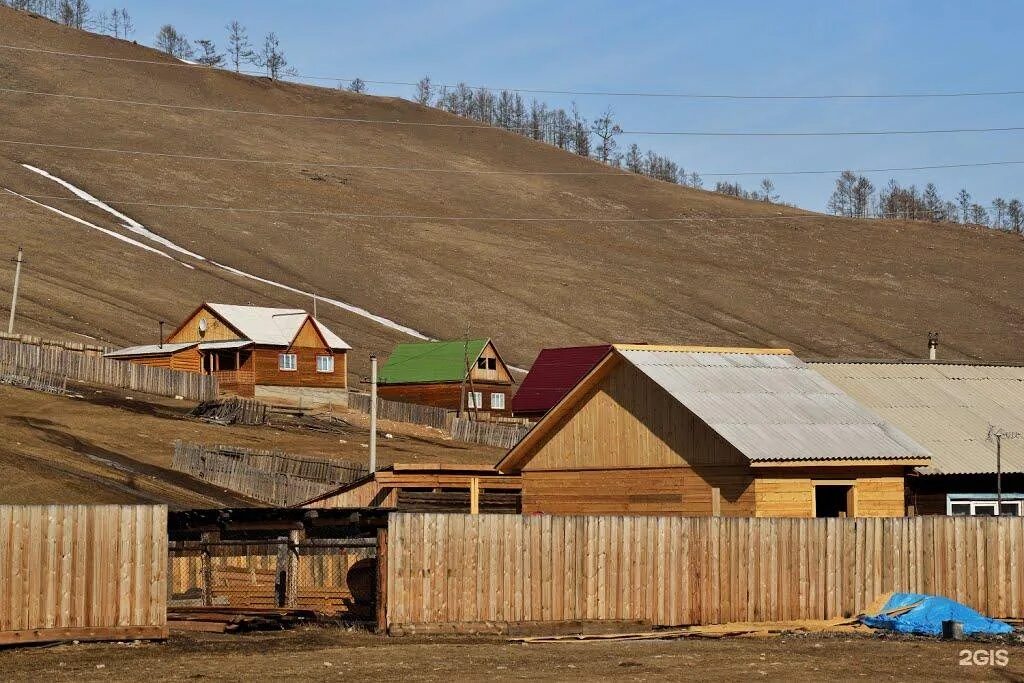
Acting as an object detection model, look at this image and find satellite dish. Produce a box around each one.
[198,318,208,336]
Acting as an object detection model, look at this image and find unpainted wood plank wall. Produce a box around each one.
[0,505,167,642]
[386,513,1024,629]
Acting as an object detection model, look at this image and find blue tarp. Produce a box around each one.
[860,592,1013,637]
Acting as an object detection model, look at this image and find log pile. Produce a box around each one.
[190,397,269,425]
[167,607,326,634]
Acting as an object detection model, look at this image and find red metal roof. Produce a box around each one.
[511,345,612,416]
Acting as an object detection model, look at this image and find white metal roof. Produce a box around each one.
[811,362,1024,475]
[197,340,253,351]
[206,303,351,350]
[617,348,930,463]
[104,342,196,358]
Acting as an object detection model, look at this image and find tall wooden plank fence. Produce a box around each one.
[349,393,450,430]
[0,504,168,645]
[0,339,217,401]
[449,418,532,449]
[385,513,1024,631]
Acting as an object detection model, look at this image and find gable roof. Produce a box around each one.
[511,345,612,415]
[378,339,490,384]
[499,344,930,472]
[205,303,350,350]
[811,361,1024,475]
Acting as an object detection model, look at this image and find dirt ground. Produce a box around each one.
[1,628,1022,682]
[0,382,503,507]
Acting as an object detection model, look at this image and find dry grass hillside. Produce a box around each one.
[1,7,1022,378]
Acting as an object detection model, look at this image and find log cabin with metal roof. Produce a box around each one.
[376,338,515,416]
[811,360,1024,516]
[105,303,351,399]
[496,345,931,518]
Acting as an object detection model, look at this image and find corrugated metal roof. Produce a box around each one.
[618,348,929,463]
[197,340,254,351]
[511,345,612,415]
[105,342,196,358]
[811,362,1024,475]
[206,303,350,350]
[378,339,490,384]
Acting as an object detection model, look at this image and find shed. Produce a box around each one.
[811,361,1024,516]
[377,339,515,415]
[510,344,612,418]
[497,345,929,518]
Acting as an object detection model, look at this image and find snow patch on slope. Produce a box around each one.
[3,188,193,267]
[22,164,206,260]
[14,166,435,341]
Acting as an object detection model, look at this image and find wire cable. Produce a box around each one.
[3,42,1024,101]
[4,137,1024,178]
[3,87,1024,138]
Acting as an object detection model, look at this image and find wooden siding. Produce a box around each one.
[521,359,748,471]
[251,348,347,389]
[754,467,907,518]
[522,467,754,516]
[468,341,514,384]
[168,305,241,344]
[0,505,167,645]
[290,318,327,348]
[386,513,1024,630]
[378,381,511,415]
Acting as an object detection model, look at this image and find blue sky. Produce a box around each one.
[121,1,1022,212]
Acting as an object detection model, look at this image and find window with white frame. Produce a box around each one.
[490,392,505,410]
[467,391,483,409]
[278,353,297,371]
[947,494,1024,516]
[316,355,334,373]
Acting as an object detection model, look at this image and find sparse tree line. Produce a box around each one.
[827,171,1023,233]
[153,21,292,80]
[0,0,129,35]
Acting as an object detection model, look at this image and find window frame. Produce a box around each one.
[278,353,298,371]
[947,494,1024,516]
[467,391,483,409]
[316,354,335,373]
[490,392,505,410]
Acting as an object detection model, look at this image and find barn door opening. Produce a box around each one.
[815,484,853,518]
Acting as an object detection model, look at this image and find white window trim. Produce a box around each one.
[947,494,1024,516]
[490,392,505,410]
[316,355,335,373]
[467,391,483,409]
[278,353,297,371]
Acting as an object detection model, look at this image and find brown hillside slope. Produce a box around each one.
[0,7,1021,376]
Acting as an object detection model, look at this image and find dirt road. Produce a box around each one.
[0,629,1020,682]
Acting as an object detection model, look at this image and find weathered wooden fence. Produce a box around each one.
[349,393,450,430]
[172,441,367,506]
[0,331,111,356]
[0,339,217,401]
[0,359,69,395]
[385,513,1024,632]
[449,418,533,449]
[0,504,168,645]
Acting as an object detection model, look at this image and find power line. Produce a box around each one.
[4,191,833,222]
[3,87,1024,138]
[3,42,1024,101]
[5,137,1024,178]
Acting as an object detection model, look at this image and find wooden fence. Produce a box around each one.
[0,339,217,401]
[0,504,168,645]
[0,331,111,356]
[385,513,1024,632]
[0,359,69,395]
[349,392,450,430]
[449,418,533,449]
[172,441,367,507]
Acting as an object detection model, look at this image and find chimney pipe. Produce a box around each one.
[927,331,939,361]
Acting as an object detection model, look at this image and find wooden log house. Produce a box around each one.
[105,303,350,398]
[497,345,931,518]
[377,339,515,416]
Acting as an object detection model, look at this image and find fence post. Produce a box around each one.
[286,529,302,608]
[376,527,389,634]
[200,531,218,607]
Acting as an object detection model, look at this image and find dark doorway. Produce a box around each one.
[815,484,853,518]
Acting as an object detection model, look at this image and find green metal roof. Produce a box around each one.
[378,339,489,384]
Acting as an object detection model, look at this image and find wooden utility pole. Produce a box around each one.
[988,425,1023,515]
[7,247,24,335]
[369,354,378,473]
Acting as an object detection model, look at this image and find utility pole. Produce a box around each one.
[7,247,24,335]
[369,354,378,473]
[312,293,318,319]
[987,426,1023,515]
[158,321,165,349]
